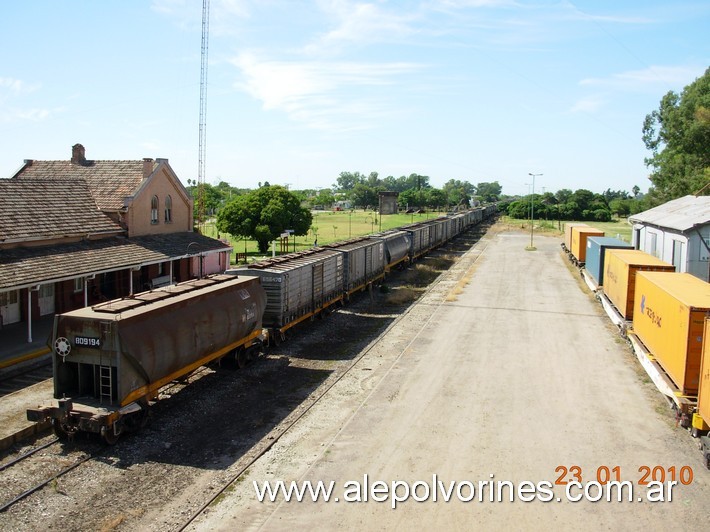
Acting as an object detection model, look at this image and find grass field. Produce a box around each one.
[202,209,449,265]
[498,215,633,243]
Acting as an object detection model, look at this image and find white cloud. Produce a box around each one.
[580,65,706,91]
[0,77,40,95]
[435,0,519,8]
[151,0,250,33]
[16,108,52,121]
[0,107,57,123]
[569,95,606,114]
[304,0,418,54]
[232,52,422,130]
[559,0,652,24]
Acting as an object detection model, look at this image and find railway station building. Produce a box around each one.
[0,144,232,345]
[629,194,710,282]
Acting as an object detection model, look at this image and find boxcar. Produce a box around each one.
[324,237,386,296]
[239,248,344,339]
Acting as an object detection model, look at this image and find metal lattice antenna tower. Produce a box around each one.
[197,0,210,231]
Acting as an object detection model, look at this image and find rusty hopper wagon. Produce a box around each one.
[27,274,267,443]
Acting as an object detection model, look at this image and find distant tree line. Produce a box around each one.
[186,174,503,217]
[500,187,651,222]
[330,171,501,210]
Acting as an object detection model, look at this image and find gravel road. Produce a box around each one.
[196,228,710,530]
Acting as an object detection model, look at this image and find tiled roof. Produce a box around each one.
[14,159,153,211]
[629,195,710,232]
[0,178,124,242]
[0,232,232,291]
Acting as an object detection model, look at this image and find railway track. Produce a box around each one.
[175,229,492,531]
[0,438,103,513]
[0,224,495,529]
[0,362,53,398]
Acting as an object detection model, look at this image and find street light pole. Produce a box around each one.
[527,173,543,250]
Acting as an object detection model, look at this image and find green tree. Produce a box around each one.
[189,182,224,219]
[475,181,502,203]
[350,183,380,208]
[217,186,312,253]
[609,198,631,217]
[642,67,710,201]
[314,189,335,207]
[442,179,474,207]
[426,188,448,209]
[398,188,427,210]
[335,171,364,192]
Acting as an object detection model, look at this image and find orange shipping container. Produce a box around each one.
[564,222,588,251]
[633,272,710,395]
[603,249,676,320]
[698,319,710,429]
[570,226,604,263]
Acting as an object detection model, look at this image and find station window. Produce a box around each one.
[0,290,18,306]
[74,278,84,293]
[164,195,172,223]
[151,195,159,224]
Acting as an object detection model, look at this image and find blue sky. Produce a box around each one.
[1,1,707,197]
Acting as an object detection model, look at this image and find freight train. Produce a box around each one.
[27,206,496,443]
[561,222,710,469]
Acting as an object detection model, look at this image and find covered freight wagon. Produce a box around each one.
[325,237,386,296]
[632,271,710,396]
[602,249,676,320]
[27,274,267,443]
[402,222,432,260]
[239,248,344,338]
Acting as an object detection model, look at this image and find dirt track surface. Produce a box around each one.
[196,229,710,530]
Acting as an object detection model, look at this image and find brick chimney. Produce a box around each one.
[71,143,86,165]
[142,158,154,179]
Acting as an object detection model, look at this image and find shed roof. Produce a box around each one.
[629,195,710,232]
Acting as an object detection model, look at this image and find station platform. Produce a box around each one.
[0,315,54,378]
[0,316,55,452]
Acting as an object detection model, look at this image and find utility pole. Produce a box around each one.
[527,173,543,250]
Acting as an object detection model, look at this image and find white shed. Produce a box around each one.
[629,195,710,282]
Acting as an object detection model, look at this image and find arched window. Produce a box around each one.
[151,195,159,224]
[164,195,173,223]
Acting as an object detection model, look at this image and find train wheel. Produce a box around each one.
[246,346,259,363]
[236,348,249,369]
[102,425,121,445]
[53,421,70,441]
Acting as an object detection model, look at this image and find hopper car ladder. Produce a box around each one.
[99,365,112,404]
